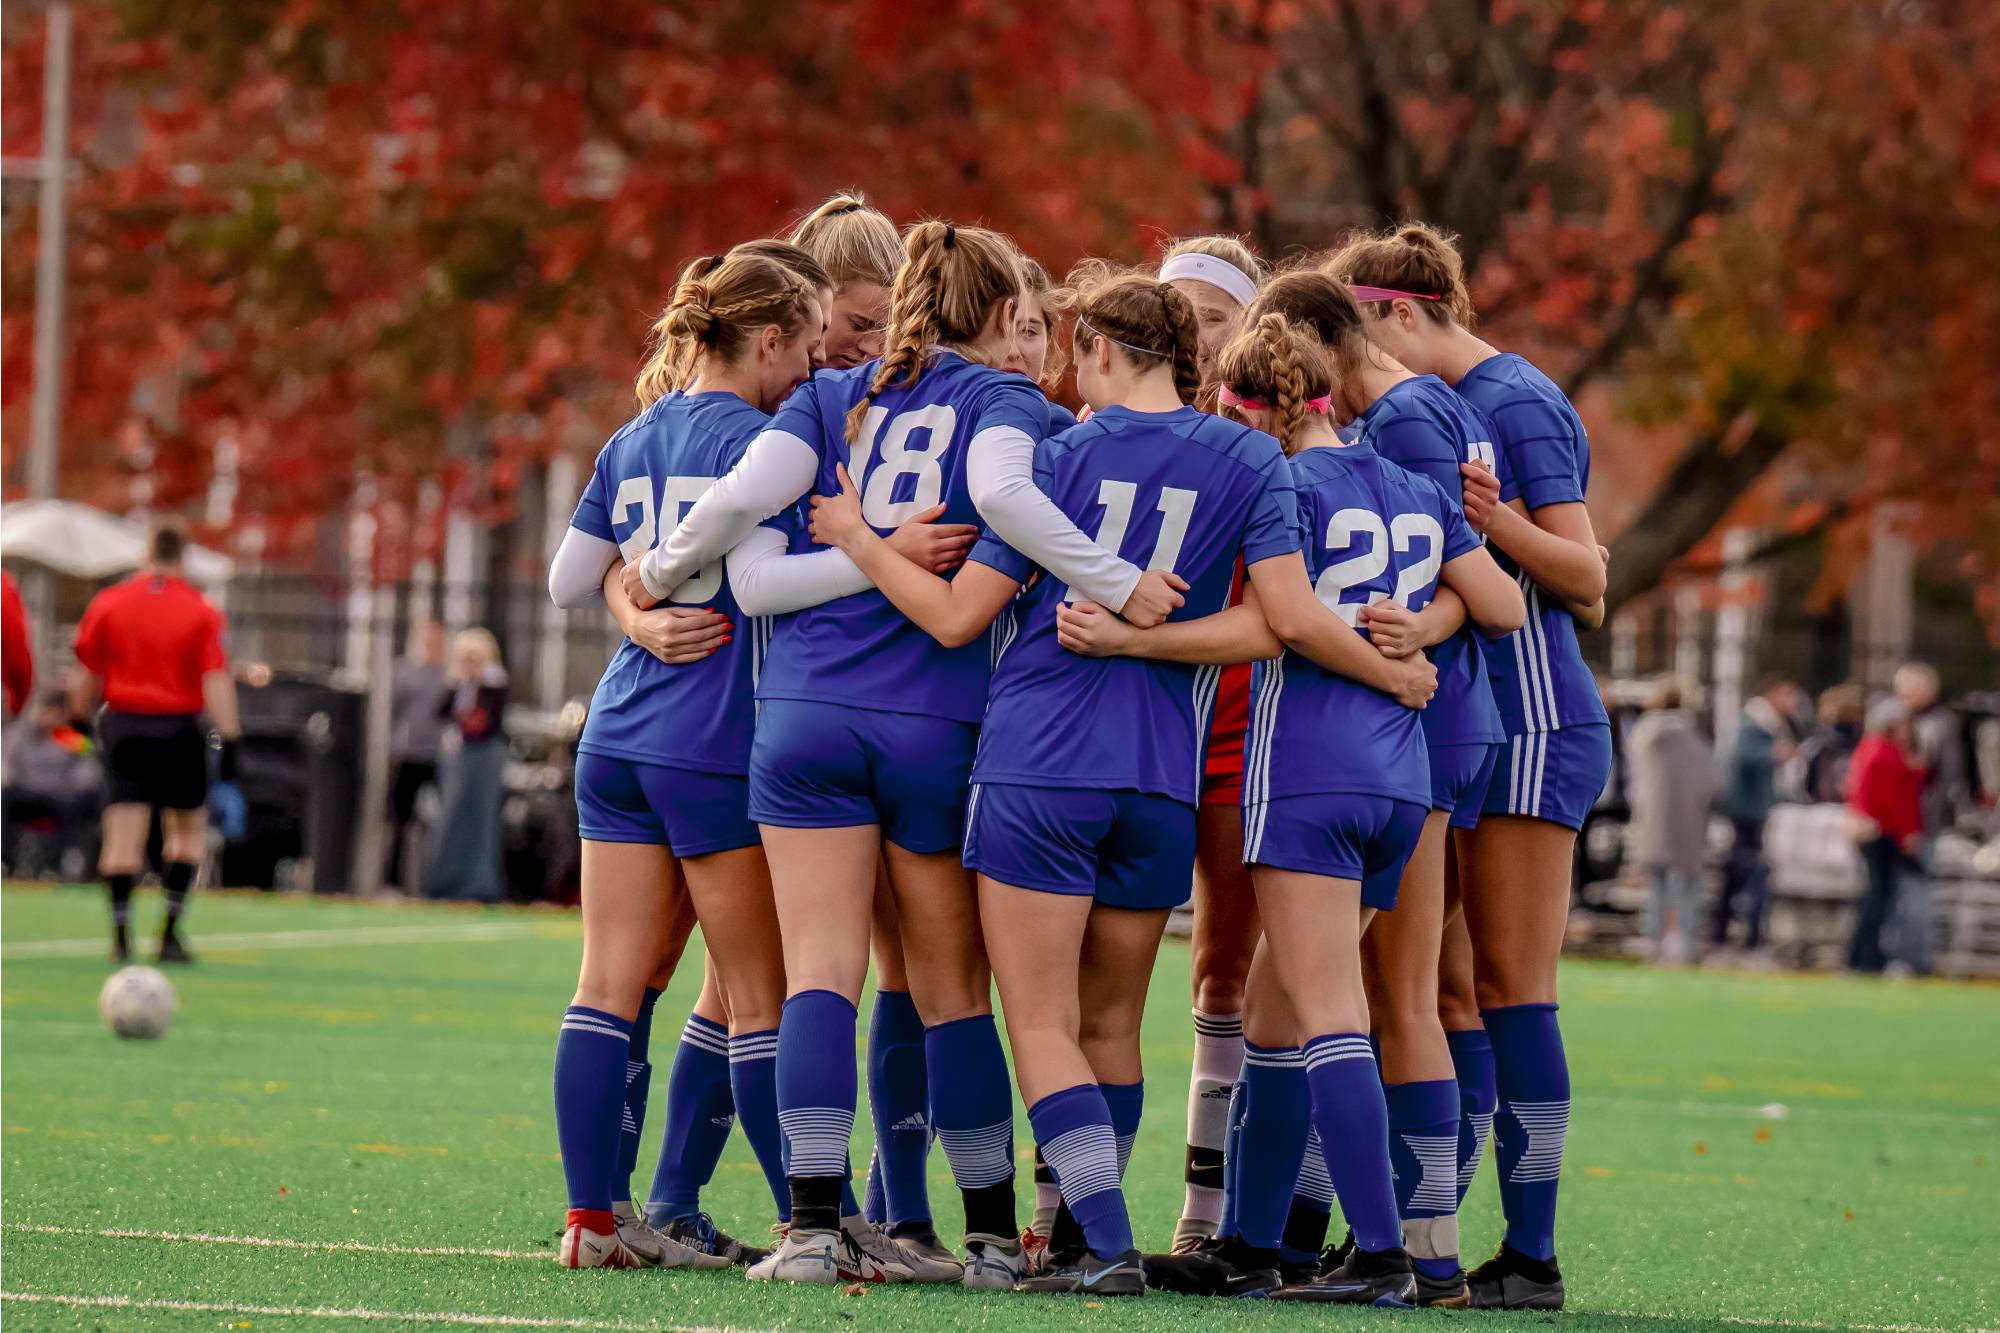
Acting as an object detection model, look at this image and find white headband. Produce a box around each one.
[1158,252,1259,307]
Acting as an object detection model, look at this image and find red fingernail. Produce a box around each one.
[721,634,733,644]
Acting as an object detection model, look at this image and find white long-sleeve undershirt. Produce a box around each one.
[547,527,619,609]
[965,424,1143,611]
[636,429,819,601]
[726,526,875,616]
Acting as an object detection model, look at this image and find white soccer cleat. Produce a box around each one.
[838,1215,915,1283]
[879,1228,965,1283]
[961,1232,1029,1289]
[744,1227,844,1284]
[558,1215,646,1269]
[610,1200,732,1270]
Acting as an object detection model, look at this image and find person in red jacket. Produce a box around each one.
[71,523,241,964]
[2,571,33,720]
[1844,700,1926,974]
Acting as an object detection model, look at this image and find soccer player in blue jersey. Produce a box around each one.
[1248,269,1511,1302]
[1333,223,1612,1310]
[808,265,1298,1296]
[540,250,823,1270]
[621,222,1183,1287]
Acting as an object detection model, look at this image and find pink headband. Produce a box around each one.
[1349,284,1442,304]
[1219,384,1332,415]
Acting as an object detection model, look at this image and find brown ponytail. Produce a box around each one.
[635,251,816,408]
[1326,221,1474,327]
[844,220,1022,443]
[1067,260,1202,406]
[1217,312,1333,455]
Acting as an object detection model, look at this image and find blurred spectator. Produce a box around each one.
[2,693,104,879]
[421,628,509,903]
[1792,683,1865,804]
[1712,675,1803,955]
[1887,661,1967,975]
[2,572,32,720]
[1846,698,1926,974]
[1627,675,1717,964]
[385,617,449,890]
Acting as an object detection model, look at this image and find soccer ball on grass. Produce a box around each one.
[99,965,178,1040]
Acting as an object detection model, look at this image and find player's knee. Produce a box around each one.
[1192,971,1247,1014]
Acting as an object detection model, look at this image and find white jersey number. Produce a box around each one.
[1067,479,1200,602]
[850,404,955,528]
[1315,508,1446,627]
[615,474,722,604]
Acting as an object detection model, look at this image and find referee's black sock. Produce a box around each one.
[162,862,196,941]
[107,873,134,959]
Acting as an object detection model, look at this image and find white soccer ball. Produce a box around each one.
[98,965,178,1040]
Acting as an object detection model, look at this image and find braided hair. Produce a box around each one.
[635,252,816,408]
[1066,260,1202,406]
[1217,312,1334,454]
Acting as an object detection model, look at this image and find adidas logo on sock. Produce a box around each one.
[1199,1086,1234,1102]
[890,1113,928,1132]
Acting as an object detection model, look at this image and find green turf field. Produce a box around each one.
[1,884,1995,1332]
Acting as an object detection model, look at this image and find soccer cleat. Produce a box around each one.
[1466,1243,1565,1310]
[659,1211,768,1267]
[611,1204,732,1270]
[1142,1235,1279,1298]
[1169,1214,1218,1253]
[1271,1243,1417,1307]
[1015,1245,1146,1296]
[836,1216,914,1283]
[1415,1262,1471,1307]
[880,1226,964,1282]
[961,1232,1029,1289]
[156,935,195,965]
[1019,1227,1050,1276]
[744,1227,843,1284]
[557,1211,646,1269]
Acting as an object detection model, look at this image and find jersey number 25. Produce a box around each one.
[612,475,724,604]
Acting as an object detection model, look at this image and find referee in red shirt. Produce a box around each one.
[71,523,241,963]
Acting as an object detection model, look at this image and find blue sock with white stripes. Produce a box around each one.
[1216,1077,1248,1239]
[1029,1084,1133,1261]
[554,1006,633,1214]
[723,1028,790,1223]
[775,989,859,1233]
[927,1014,1017,1238]
[1282,1127,1336,1265]
[1301,1032,1400,1254]
[1099,1079,1144,1180]
[644,1012,733,1225]
[869,990,933,1230]
[1385,1079,1464,1278]
[1234,1044,1310,1252]
[1447,1028,1498,1210]
[614,988,662,1202]
[1483,1004,1569,1261]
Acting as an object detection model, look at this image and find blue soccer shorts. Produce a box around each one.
[962,782,1196,911]
[1432,741,1503,832]
[574,752,759,856]
[748,698,976,855]
[1479,723,1614,832]
[1242,791,1428,911]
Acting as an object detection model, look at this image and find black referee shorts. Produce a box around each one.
[97,709,209,811]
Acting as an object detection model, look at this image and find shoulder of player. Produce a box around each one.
[1183,412,1289,481]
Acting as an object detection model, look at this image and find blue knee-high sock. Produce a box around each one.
[1029,1084,1133,1261]
[776,990,859,1232]
[864,1148,886,1225]
[644,1012,733,1225]
[1301,1033,1400,1254]
[554,1006,634,1215]
[1385,1078,1464,1277]
[1282,1127,1336,1265]
[1483,1004,1569,1261]
[868,990,932,1229]
[721,1027,789,1224]
[1216,1077,1248,1239]
[1234,1045,1310,1252]
[1447,1028,1497,1210]
[1099,1079,1144,1180]
[928,1014,1017,1237]
[615,987,662,1201]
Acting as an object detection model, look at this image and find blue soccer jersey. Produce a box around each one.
[968,405,1299,804]
[1354,375,1506,749]
[1245,441,1480,809]
[751,352,1058,724]
[1454,353,1610,734]
[570,391,773,773]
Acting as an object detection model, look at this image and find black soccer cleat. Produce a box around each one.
[664,1213,769,1267]
[1142,1234,1280,1297]
[1271,1243,1417,1307]
[1466,1242,1564,1309]
[156,935,195,965]
[1015,1246,1145,1296]
[1415,1261,1471,1307]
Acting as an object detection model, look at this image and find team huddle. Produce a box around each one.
[544,191,1610,1308]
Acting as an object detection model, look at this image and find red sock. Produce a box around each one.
[567,1208,617,1234]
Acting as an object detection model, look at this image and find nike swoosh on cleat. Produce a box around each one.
[1079,1262,1132,1289]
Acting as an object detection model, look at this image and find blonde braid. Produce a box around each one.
[1159,283,1203,406]
[1263,313,1309,453]
[845,224,950,444]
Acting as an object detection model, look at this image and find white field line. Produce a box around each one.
[2,919,559,960]
[4,1230,1992,1332]
[0,1292,773,1332]
[1580,1095,1996,1130]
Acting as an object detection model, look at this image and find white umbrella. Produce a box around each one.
[0,499,234,584]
